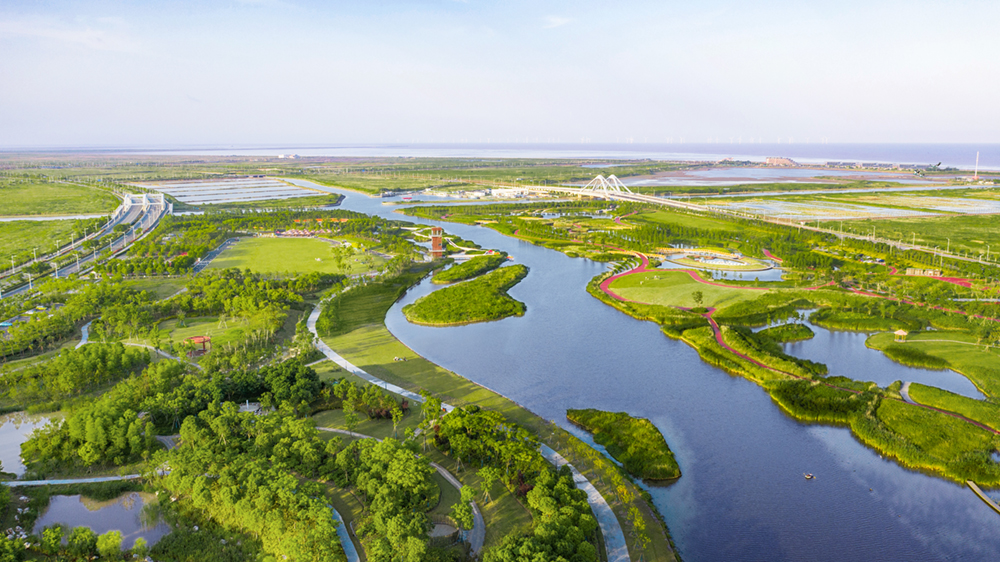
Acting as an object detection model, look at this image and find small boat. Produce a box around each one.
[804,473,815,480]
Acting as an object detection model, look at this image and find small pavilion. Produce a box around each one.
[893,329,908,342]
[185,335,212,357]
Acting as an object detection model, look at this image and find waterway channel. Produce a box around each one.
[291,178,1000,561]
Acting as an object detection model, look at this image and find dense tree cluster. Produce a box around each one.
[435,406,544,483]
[484,466,599,562]
[334,438,436,562]
[0,343,148,406]
[163,403,341,562]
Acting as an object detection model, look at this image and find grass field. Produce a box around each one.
[867,331,1000,399]
[207,237,384,275]
[876,398,1000,461]
[907,383,1000,432]
[632,209,743,232]
[609,269,764,308]
[0,180,118,217]
[318,272,676,560]
[123,278,187,300]
[151,316,258,349]
[0,220,89,263]
[852,214,1000,257]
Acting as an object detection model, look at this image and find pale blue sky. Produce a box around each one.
[1,0,998,148]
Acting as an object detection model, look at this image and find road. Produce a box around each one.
[2,201,168,298]
[518,183,997,267]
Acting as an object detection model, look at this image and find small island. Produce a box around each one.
[567,409,681,481]
[432,252,508,284]
[758,323,815,343]
[403,264,529,326]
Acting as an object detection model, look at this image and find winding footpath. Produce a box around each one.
[306,304,630,561]
[315,428,487,555]
[598,254,1000,438]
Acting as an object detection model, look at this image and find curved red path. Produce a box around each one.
[762,249,783,263]
[597,254,1000,437]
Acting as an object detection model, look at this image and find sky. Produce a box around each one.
[1,0,999,148]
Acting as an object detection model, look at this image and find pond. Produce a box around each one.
[780,317,986,400]
[0,414,51,476]
[32,493,170,549]
[657,257,787,282]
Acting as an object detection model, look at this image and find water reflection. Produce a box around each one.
[283,179,1000,560]
[32,493,169,549]
[0,413,51,476]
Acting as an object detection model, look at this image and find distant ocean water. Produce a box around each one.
[119,143,1000,171]
[6,143,998,171]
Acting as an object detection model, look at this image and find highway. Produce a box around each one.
[1,200,168,298]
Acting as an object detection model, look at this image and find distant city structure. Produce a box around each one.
[905,268,942,277]
[825,161,932,171]
[765,157,798,166]
[430,226,445,259]
[277,154,299,159]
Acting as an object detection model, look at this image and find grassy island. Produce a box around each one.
[432,252,508,284]
[567,409,681,481]
[758,323,814,342]
[403,264,528,326]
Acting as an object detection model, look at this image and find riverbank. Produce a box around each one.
[315,270,678,561]
[587,268,1000,487]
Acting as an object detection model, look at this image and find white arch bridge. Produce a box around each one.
[510,175,708,212]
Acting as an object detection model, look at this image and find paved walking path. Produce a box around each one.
[1,474,143,487]
[306,307,450,411]
[75,321,92,349]
[900,382,916,404]
[967,481,1000,516]
[316,427,486,556]
[308,303,628,560]
[330,507,361,562]
[541,445,629,562]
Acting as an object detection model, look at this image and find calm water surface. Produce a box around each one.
[291,180,1000,560]
[32,493,169,549]
[0,413,50,476]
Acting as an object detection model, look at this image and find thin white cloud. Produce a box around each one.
[0,16,137,52]
[542,16,571,29]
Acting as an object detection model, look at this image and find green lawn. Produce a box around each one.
[0,221,89,263]
[907,383,1000,432]
[867,331,1000,399]
[123,278,187,300]
[207,237,384,275]
[317,270,677,560]
[877,398,1000,461]
[144,315,269,350]
[0,180,119,217]
[632,209,742,232]
[853,214,1000,257]
[609,269,764,308]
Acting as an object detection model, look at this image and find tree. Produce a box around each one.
[41,525,64,555]
[96,530,123,558]
[391,405,403,439]
[478,466,501,504]
[451,486,475,532]
[692,290,704,307]
[68,527,97,558]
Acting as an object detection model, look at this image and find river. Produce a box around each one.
[295,179,1000,560]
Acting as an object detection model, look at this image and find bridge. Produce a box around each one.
[511,175,710,213]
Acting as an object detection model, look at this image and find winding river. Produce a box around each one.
[298,179,1000,560]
